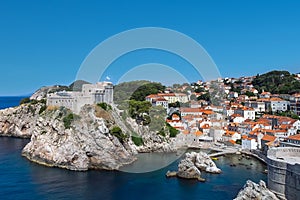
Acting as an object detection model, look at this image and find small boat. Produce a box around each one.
[212,157,218,160]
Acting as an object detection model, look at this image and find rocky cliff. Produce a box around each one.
[0,102,45,138]
[22,105,136,171]
[125,117,176,153]
[0,101,136,171]
[234,180,279,200]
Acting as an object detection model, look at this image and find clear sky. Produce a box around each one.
[0,0,299,96]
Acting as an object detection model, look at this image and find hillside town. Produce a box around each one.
[145,72,300,154]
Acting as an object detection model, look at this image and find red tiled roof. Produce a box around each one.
[288,134,300,141]
[194,130,203,136]
[261,134,276,142]
[180,108,203,113]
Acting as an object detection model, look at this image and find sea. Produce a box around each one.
[0,96,267,200]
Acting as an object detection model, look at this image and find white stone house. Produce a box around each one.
[244,101,265,113]
[223,131,241,142]
[153,97,168,109]
[234,107,255,120]
[230,114,245,123]
[209,128,225,142]
[242,137,258,150]
[264,98,289,112]
[180,108,203,117]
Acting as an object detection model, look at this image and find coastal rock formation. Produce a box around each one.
[22,105,136,171]
[167,151,221,181]
[178,152,221,175]
[177,156,202,179]
[0,93,177,171]
[0,103,45,138]
[234,180,279,200]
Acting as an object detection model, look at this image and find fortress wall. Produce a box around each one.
[267,147,300,200]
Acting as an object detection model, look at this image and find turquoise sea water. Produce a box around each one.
[0,97,267,200]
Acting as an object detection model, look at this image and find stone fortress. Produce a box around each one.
[267,147,300,200]
[47,81,113,114]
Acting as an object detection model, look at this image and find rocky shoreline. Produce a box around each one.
[234,180,279,200]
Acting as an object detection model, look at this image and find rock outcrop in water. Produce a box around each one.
[234,180,279,200]
[21,105,136,171]
[167,151,221,181]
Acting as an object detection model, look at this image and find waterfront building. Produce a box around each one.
[241,136,258,150]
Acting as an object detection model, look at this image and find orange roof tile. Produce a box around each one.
[180,108,203,113]
[146,94,159,98]
[229,140,236,144]
[288,134,300,141]
[262,134,276,142]
[157,93,175,97]
[194,130,203,136]
[231,113,242,118]
[202,110,214,115]
[225,131,237,136]
[155,97,167,101]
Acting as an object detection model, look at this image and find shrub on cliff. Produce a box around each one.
[19,97,30,105]
[131,134,144,146]
[97,102,112,111]
[167,123,179,137]
[63,113,75,129]
[110,126,127,143]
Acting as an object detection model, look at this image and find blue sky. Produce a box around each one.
[0,0,300,96]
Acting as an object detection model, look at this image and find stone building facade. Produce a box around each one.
[47,82,113,113]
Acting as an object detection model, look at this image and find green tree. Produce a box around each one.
[197,93,210,101]
[128,100,151,118]
[252,70,300,94]
[130,82,165,101]
[245,91,256,97]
